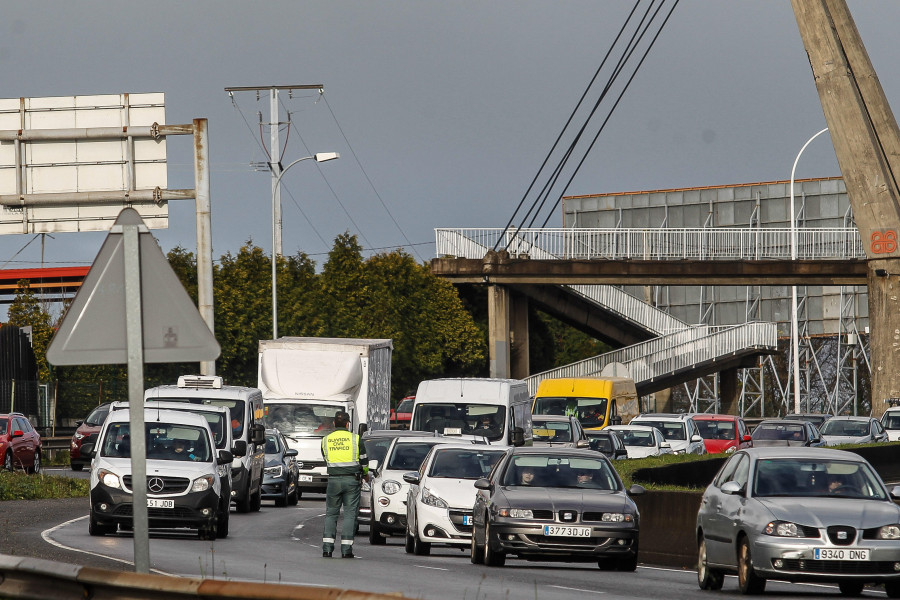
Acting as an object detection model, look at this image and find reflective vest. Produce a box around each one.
[322,429,360,468]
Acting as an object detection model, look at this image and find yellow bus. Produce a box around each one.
[531,377,639,430]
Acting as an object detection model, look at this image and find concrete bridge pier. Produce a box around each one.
[487,282,530,380]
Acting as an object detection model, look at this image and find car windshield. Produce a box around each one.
[613,428,655,447]
[532,420,573,442]
[263,403,343,439]
[820,419,869,437]
[532,397,608,428]
[144,406,227,449]
[753,423,806,441]
[753,458,888,500]
[264,433,283,454]
[85,405,110,427]
[696,420,736,441]
[633,420,686,441]
[386,442,442,471]
[100,422,212,462]
[588,434,613,452]
[427,448,505,479]
[366,437,400,466]
[411,403,506,442]
[150,397,247,438]
[502,455,619,490]
[396,400,414,413]
[883,413,900,430]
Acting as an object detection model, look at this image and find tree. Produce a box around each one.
[7,280,55,382]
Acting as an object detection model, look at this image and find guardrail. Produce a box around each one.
[0,553,410,600]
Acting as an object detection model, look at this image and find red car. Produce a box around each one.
[69,403,110,471]
[0,412,42,473]
[389,396,414,430]
[692,414,752,454]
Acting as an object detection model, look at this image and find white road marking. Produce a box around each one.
[415,565,449,571]
[41,516,174,576]
[550,585,605,594]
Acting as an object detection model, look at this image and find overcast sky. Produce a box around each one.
[1,1,898,276]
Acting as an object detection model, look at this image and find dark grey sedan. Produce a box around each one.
[750,419,825,447]
[697,447,900,596]
[471,447,644,570]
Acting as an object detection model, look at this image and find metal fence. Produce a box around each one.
[436,227,865,260]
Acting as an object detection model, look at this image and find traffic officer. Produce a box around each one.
[320,411,368,558]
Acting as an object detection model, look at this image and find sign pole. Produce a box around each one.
[123,222,150,573]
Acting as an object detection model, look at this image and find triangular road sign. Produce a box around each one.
[46,208,220,365]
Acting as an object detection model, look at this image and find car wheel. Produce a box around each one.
[369,515,385,545]
[697,536,723,589]
[405,527,415,554]
[886,581,900,598]
[616,553,638,572]
[483,521,506,567]
[199,523,217,541]
[737,536,766,594]
[3,451,13,472]
[250,488,262,512]
[412,526,431,556]
[28,451,41,475]
[235,486,251,513]
[71,463,84,472]
[597,558,616,570]
[216,507,230,539]
[275,486,288,507]
[288,481,298,506]
[838,582,864,596]
[470,527,484,564]
[89,513,113,536]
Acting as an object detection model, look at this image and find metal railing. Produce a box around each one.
[436,227,865,260]
[524,322,779,395]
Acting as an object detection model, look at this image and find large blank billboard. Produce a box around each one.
[0,92,169,234]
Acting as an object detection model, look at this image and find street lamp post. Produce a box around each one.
[789,127,829,414]
[271,152,340,339]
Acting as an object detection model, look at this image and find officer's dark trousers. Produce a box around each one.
[322,474,360,555]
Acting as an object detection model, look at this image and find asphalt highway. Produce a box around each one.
[12,486,865,599]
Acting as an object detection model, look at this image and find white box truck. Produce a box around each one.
[258,337,392,496]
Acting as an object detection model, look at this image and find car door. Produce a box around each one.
[872,419,888,443]
[702,453,749,566]
[12,417,34,467]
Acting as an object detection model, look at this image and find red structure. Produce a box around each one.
[0,267,89,304]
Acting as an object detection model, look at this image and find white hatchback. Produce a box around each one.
[629,414,706,455]
[605,424,673,459]
[404,444,507,555]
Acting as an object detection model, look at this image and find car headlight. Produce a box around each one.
[264,465,283,477]
[498,508,533,518]
[725,446,737,453]
[382,480,401,495]
[878,525,900,540]
[191,475,214,493]
[764,521,803,537]
[422,487,448,508]
[74,432,85,440]
[602,513,634,522]
[98,469,121,489]
[672,449,686,455]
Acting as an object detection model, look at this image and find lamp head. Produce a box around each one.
[313,152,340,162]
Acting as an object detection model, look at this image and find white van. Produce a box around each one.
[83,407,232,540]
[411,378,533,447]
[144,375,266,513]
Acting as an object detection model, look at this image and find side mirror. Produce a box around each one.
[575,440,590,449]
[80,442,95,458]
[11,430,23,439]
[742,435,752,442]
[368,459,379,472]
[891,485,900,500]
[402,472,420,485]
[628,484,646,496]
[511,427,525,447]
[250,423,265,445]
[358,422,368,436]
[474,477,493,491]
[610,415,623,425]
[615,448,628,458]
[217,450,234,465]
[721,480,744,495]
[75,420,84,427]
[660,442,671,449]
[285,449,298,457]
[231,440,247,458]
[691,435,703,443]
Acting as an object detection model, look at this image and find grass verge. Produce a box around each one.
[0,471,89,501]
[611,451,725,490]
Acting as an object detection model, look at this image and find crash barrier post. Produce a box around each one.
[0,554,408,600]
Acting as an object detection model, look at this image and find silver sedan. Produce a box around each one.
[696,447,900,596]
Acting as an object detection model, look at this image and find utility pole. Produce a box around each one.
[224,85,323,258]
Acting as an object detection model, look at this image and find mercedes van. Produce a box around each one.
[144,376,265,513]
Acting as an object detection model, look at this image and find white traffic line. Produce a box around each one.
[414,565,449,571]
[550,585,605,594]
[41,516,174,576]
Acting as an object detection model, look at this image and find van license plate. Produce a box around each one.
[814,548,869,561]
[299,475,313,482]
[148,499,174,509]
[544,525,591,537]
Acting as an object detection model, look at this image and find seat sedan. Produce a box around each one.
[751,419,825,448]
[531,414,589,449]
[818,416,888,446]
[471,447,645,570]
[605,424,673,458]
[403,444,507,554]
[696,447,900,596]
[584,429,628,460]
